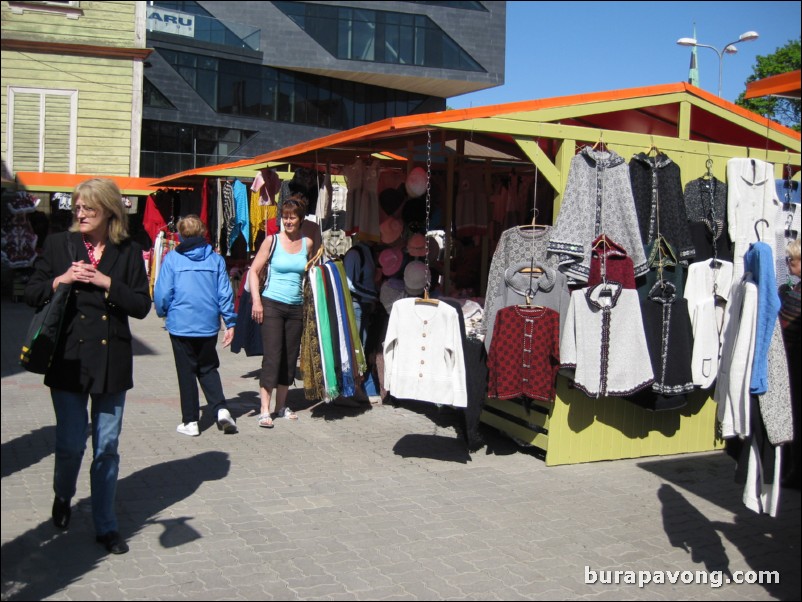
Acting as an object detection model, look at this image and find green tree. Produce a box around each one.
[735,38,801,132]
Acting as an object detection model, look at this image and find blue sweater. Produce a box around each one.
[154,237,236,337]
[744,242,781,395]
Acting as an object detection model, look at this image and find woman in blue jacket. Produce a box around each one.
[154,215,238,436]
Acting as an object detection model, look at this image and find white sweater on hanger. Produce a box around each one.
[383,299,467,408]
[683,260,734,388]
[714,275,758,438]
[727,158,780,279]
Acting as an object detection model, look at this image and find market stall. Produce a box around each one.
[152,82,801,466]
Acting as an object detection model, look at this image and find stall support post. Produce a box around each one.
[553,138,575,217]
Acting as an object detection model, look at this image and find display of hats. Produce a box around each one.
[406,233,427,257]
[405,166,427,198]
[379,216,404,244]
[404,261,430,295]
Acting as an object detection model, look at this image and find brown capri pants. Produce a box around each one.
[260,297,304,390]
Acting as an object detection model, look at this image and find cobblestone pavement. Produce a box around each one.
[1,300,800,601]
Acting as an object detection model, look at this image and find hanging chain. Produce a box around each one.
[424,130,432,296]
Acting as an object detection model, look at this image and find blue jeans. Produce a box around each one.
[352,300,378,396]
[51,389,126,535]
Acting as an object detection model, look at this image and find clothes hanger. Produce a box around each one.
[416,130,439,307]
[646,136,660,157]
[592,132,607,152]
[754,218,769,242]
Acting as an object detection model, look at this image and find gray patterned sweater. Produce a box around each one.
[481,226,555,344]
[548,147,647,282]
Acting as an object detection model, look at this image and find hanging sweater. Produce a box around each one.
[714,275,758,439]
[383,298,467,407]
[560,282,654,398]
[727,158,780,280]
[744,242,781,395]
[481,226,555,346]
[683,260,735,388]
[637,239,686,303]
[683,177,733,262]
[484,262,571,350]
[487,305,560,402]
[547,146,647,283]
[634,282,695,410]
[629,152,695,263]
[759,322,793,445]
[586,235,637,289]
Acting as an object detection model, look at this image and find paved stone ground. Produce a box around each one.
[1,300,800,601]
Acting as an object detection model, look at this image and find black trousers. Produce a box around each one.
[169,335,228,424]
[260,298,304,390]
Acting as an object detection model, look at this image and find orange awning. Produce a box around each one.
[15,172,159,196]
[745,70,802,100]
[152,82,800,187]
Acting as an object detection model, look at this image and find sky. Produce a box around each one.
[449,1,801,109]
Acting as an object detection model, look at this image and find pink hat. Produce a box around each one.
[380,217,403,244]
[406,233,427,257]
[404,261,430,295]
[406,167,427,198]
[378,247,403,277]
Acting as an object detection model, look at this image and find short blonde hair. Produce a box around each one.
[69,178,129,244]
[788,239,801,262]
[178,214,207,238]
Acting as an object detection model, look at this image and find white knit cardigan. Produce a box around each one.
[383,298,467,407]
[714,275,758,438]
[560,283,654,398]
[683,260,734,388]
[727,158,780,280]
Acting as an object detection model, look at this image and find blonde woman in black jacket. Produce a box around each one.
[25,178,151,555]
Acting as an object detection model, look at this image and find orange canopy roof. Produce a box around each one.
[15,172,159,195]
[745,70,801,100]
[152,82,800,186]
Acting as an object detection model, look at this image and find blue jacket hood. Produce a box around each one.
[177,237,213,261]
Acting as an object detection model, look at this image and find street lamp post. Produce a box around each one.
[676,31,759,97]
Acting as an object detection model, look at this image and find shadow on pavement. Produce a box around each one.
[658,483,732,575]
[0,451,230,601]
[641,455,801,600]
[393,433,471,464]
[1,425,57,479]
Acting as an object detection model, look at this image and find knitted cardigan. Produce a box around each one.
[548,147,647,283]
[727,158,780,280]
[635,282,695,409]
[481,226,555,340]
[587,235,637,289]
[383,299,467,407]
[715,275,758,438]
[683,177,733,262]
[629,153,695,263]
[744,242,781,395]
[759,322,793,445]
[636,239,685,303]
[560,283,654,398]
[484,262,571,351]
[683,259,735,388]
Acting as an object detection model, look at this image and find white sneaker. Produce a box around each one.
[177,422,200,437]
[216,409,237,434]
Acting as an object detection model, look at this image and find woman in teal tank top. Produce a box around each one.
[249,194,314,428]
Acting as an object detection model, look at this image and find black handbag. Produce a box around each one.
[20,283,73,374]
